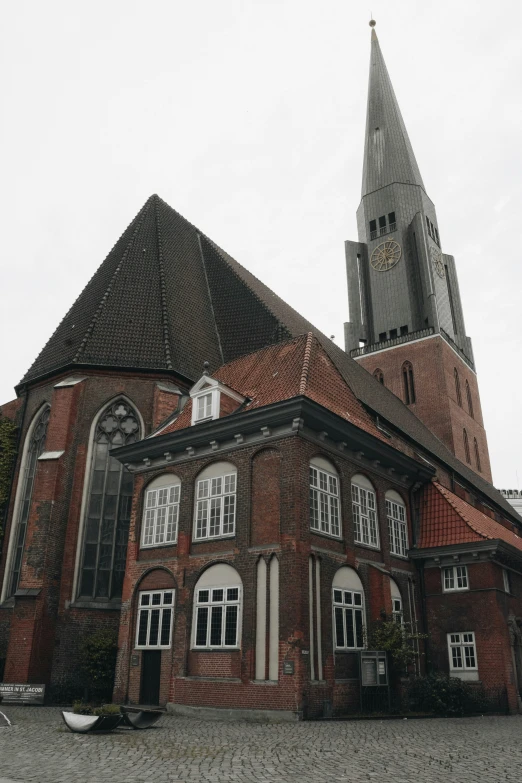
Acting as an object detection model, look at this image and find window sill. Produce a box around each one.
[135,646,171,651]
[354,541,381,552]
[334,648,364,654]
[192,534,236,544]
[191,647,240,653]
[450,671,479,682]
[390,552,409,560]
[310,529,343,543]
[70,600,122,611]
[442,588,469,594]
[140,542,178,551]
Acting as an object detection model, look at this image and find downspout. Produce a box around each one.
[409,477,429,675]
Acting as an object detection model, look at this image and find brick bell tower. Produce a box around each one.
[344,22,492,482]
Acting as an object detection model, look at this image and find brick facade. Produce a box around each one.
[357,336,492,482]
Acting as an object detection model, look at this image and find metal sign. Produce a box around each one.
[360,651,388,687]
[0,683,45,705]
[282,660,294,675]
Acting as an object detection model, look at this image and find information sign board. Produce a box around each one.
[0,683,45,705]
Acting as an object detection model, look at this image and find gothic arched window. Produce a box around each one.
[454,368,462,407]
[474,438,482,472]
[465,380,474,418]
[7,406,50,597]
[373,369,384,385]
[463,428,471,464]
[78,399,141,601]
[402,362,416,405]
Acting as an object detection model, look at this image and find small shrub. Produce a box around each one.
[79,628,118,699]
[366,617,427,672]
[406,673,489,716]
[72,701,120,716]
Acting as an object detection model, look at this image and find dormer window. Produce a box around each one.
[196,392,213,422]
[189,371,245,426]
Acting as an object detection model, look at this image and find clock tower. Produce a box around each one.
[344,23,492,482]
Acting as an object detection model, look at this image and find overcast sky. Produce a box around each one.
[1,0,521,488]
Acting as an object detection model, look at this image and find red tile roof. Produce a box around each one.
[156,333,387,441]
[418,482,522,552]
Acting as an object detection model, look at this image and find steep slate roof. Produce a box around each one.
[19,193,515,520]
[160,333,388,442]
[361,30,425,197]
[417,482,522,553]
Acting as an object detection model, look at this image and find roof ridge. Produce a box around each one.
[154,197,173,370]
[72,197,153,364]
[299,332,314,395]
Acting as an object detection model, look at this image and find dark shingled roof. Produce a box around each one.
[19,194,514,520]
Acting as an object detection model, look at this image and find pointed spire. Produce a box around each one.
[361,23,425,197]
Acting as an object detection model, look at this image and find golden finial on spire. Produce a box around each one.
[369,18,376,28]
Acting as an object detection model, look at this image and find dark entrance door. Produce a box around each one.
[140,650,161,705]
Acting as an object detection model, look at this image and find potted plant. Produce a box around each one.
[61,702,122,733]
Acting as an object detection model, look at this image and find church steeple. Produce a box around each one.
[343,23,492,481]
[362,23,425,196]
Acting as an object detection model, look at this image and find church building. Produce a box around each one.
[1,25,521,718]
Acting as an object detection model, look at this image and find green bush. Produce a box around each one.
[72,701,120,716]
[406,673,489,716]
[79,629,118,692]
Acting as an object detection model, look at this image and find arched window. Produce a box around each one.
[390,578,403,625]
[6,406,50,597]
[373,369,384,385]
[474,438,482,472]
[309,456,340,538]
[351,474,379,548]
[332,567,365,650]
[78,399,141,601]
[192,563,242,649]
[194,462,237,540]
[386,490,408,557]
[465,380,474,418]
[454,368,462,407]
[142,474,181,548]
[463,428,471,464]
[402,362,416,405]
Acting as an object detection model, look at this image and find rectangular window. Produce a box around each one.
[389,328,397,339]
[333,589,365,649]
[379,332,387,342]
[426,215,432,236]
[195,473,236,540]
[196,393,213,421]
[386,499,408,557]
[142,484,180,547]
[352,483,379,548]
[378,215,387,236]
[392,597,403,625]
[503,568,511,593]
[443,565,468,592]
[400,325,408,336]
[135,590,174,648]
[388,211,396,229]
[309,466,341,538]
[369,219,377,240]
[193,586,240,648]
[448,632,477,671]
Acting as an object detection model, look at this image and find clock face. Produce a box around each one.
[370,240,402,272]
[430,246,445,278]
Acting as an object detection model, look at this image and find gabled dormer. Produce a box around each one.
[190,369,245,426]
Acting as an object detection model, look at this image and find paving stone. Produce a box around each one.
[0,707,521,782]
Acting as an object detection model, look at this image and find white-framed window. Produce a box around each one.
[392,597,403,625]
[386,491,408,557]
[503,568,511,593]
[448,632,477,672]
[135,590,175,649]
[333,588,365,649]
[195,469,237,540]
[142,480,180,547]
[351,476,379,547]
[390,578,403,625]
[196,392,213,422]
[193,585,241,648]
[309,459,340,538]
[443,565,468,592]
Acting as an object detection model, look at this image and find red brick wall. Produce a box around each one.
[251,448,281,546]
[357,335,492,482]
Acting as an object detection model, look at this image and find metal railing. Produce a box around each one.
[350,327,434,358]
[369,223,396,242]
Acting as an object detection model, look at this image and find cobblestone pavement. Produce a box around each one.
[0,707,521,782]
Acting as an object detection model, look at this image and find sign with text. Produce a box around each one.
[0,683,45,704]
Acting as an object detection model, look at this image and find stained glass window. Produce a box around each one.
[78,400,140,601]
[8,406,50,596]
